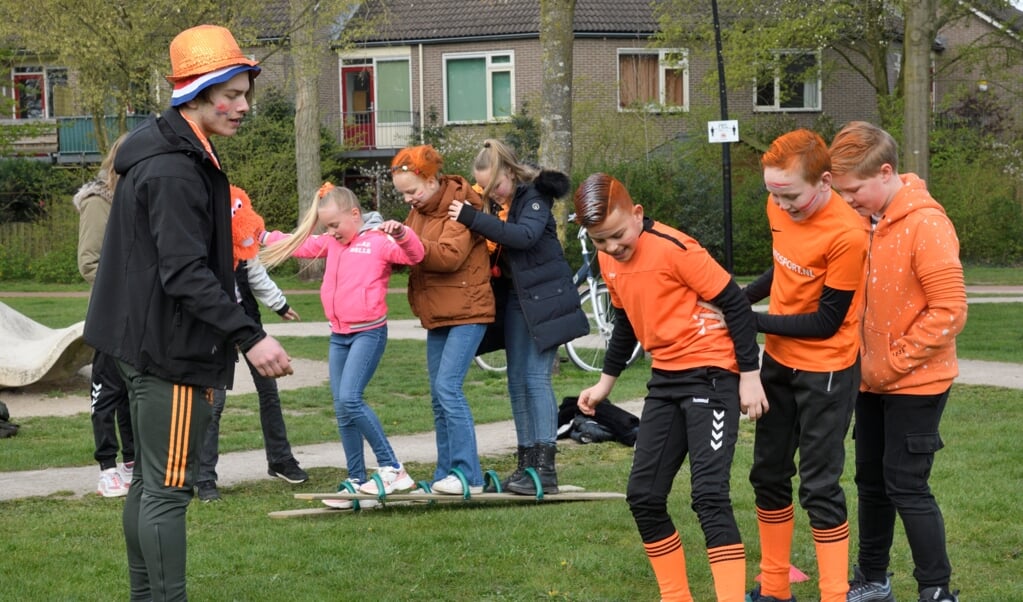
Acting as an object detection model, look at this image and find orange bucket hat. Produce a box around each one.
[166,25,260,106]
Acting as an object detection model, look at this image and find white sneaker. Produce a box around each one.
[359,464,414,495]
[322,479,378,510]
[119,461,135,486]
[322,497,378,510]
[97,467,129,498]
[431,475,483,495]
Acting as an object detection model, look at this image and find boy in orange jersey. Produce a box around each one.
[744,129,868,602]
[574,173,768,602]
[830,122,965,602]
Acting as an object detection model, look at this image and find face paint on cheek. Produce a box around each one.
[214,102,230,115]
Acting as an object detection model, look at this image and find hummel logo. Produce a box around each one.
[710,409,725,451]
[91,383,102,412]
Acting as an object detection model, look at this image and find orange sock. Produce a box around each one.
[813,522,850,602]
[708,543,746,602]
[756,505,795,600]
[643,531,692,602]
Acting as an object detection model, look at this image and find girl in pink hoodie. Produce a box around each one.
[261,183,425,507]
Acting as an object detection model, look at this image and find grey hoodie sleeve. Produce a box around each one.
[244,258,288,312]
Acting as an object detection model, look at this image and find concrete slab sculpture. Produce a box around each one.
[0,302,91,387]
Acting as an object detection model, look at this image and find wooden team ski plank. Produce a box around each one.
[270,486,625,518]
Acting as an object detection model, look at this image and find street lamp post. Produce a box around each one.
[711,0,734,273]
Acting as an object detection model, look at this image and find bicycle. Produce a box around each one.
[472,218,643,373]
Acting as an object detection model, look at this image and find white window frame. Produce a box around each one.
[617,48,689,113]
[443,51,515,124]
[753,49,822,113]
[6,65,72,120]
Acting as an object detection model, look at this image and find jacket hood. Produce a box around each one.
[534,169,571,202]
[359,211,384,233]
[878,173,946,229]
[113,110,207,177]
[72,179,112,212]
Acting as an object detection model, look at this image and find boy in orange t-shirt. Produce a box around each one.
[745,129,868,602]
[574,173,768,602]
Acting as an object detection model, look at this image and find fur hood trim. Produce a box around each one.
[72,179,113,212]
[534,169,571,199]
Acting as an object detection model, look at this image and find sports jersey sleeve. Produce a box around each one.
[710,280,761,371]
[754,285,853,338]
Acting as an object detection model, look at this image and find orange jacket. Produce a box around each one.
[859,174,967,394]
[404,175,495,330]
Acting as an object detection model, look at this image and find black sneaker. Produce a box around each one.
[268,458,309,484]
[918,587,958,602]
[196,480,221,502]
[747,584,796,602]
[847,565,895,602]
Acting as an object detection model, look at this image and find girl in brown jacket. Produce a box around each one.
[391,145,495,494]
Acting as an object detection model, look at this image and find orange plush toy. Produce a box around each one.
[230,185,265,269]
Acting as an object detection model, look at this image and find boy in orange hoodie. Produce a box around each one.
[830,121,966,602]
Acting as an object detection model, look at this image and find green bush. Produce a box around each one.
[0,158,77,223]
[0,245,31,279]
[29,237,80,283]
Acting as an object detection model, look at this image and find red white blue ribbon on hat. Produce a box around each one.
[170,64,261,107]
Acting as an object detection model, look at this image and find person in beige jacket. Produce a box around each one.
[391,144,495,495]
[73,134,134,498]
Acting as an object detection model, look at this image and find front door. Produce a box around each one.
[342,66,374,149]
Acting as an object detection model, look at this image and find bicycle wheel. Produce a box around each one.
[473,350,507,372]
[566,284,643,372]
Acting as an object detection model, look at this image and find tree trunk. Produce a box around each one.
[539,0,576,244]
[903,0,936,181]
[291,0,325,280]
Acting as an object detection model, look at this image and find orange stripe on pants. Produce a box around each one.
[164,385,193,488]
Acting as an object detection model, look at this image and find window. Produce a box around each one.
[376,59,411,126]
[8,66,71,119]
[755,50,821,112]
[444,52,514,124]
[618,49,688,112]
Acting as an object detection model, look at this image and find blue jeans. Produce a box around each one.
[329,326,399,482]
[426,323,486,486]
[504,293,558,446]
[199,356,297,483]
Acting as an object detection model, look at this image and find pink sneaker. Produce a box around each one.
[358,464,414,495]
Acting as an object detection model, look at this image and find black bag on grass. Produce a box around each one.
[0,400,20,438]
[557,396,639,446]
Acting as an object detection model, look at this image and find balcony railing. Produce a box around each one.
[338,110,419,151]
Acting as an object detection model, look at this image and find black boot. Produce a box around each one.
[486,446,528,492]
[507,443,559,495]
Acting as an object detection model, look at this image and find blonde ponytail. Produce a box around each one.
[258,183,363,269]
[259,194,325,268]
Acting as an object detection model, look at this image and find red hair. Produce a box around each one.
[573,173,634,227]
[761,129,831,183]
[391,145,443,180]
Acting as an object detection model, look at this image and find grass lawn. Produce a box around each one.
[1,382,1020,600]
